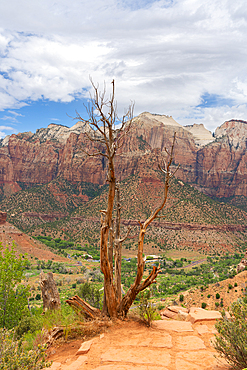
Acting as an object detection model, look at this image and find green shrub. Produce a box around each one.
[214,300,247,370]
[15,315,42,339]
[0,328,49,369]
[179,294,184,302]
[207,294,211,298]
[138,291,159,327]
[77,282,102,309]
[228,284,233,290]
[201,302,207,309]
[215,302,219,307]
[216,293,220,299]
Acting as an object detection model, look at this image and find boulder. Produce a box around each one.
[237,251,247,272]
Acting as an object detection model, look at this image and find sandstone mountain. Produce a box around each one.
[0,112,246,201]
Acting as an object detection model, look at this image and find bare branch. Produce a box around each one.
[119,226,132,243]
[170,163,180,178]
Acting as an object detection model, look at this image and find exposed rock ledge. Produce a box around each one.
[0,212,7,225]
[70,216,247,232]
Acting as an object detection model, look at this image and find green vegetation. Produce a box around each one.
[214,195,247,213]
[0,328,48,370]
[214,300,247,370]
[0,178,104,231]
[0,243,29,329]
[77,282,102,309]
[156,253,242,299]
[137,290,160,326]
[2,175,246,253]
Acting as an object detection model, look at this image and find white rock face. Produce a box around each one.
[184,123,215,147]
[215,119,247,149]
[135,112,183,128]
[35,121,91,143]
[1,135,10,146]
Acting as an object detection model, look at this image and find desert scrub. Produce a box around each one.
[0,328,49,370]
[138,291,160,326]
[214,300,247,370]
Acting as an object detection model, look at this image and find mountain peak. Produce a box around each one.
[184,123,215,147]
[134,112,182,128]
[215,119,247,148]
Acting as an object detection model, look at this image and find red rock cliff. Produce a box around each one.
[0,114,246,199]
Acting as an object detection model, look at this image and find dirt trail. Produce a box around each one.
[45,319,229,370]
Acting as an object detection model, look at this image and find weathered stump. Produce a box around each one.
[40,271,61,312]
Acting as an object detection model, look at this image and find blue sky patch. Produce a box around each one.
[197,93,235,109]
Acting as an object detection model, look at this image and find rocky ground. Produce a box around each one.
[181,270,247,311]
[43,314,230,370]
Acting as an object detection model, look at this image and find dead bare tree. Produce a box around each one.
[66,79,178,318]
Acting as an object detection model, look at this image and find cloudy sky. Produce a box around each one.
[0,0,247,139]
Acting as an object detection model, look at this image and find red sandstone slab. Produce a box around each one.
[114,332,172,348]
[152,319,193,332]
[167,305,189,314]
[175,335,206,350]
[92,366,168,370]
[161,309,177,319]
[101,347,171,366]
[195,324,210,335]
[176,350,228,370]
[42,362,61,370]
[187,308,222,323]
[76,339,94,355]
[176,359,202,370]
[61,356,88,370]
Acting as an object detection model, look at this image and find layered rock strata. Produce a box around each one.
[0,113,246,198]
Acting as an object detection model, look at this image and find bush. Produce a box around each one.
[77,282,102,309]
[216,293,220,299]
[179,294,184,302]
[138,291,159,327]
[0,328,49,369]
[201,302,207,309]
[15,315,42,339]
[214,300,247,370]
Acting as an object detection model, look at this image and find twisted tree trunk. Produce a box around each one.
[66,80,178,319]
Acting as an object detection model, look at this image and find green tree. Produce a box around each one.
[0,243,29,329]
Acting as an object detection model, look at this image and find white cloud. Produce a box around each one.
[0,125,15,130]
[0,125,17,139]
[0,0,247,130]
